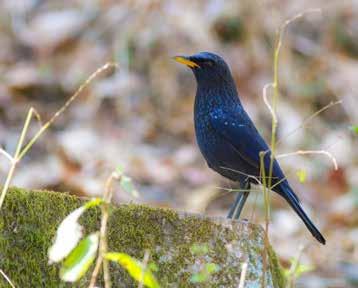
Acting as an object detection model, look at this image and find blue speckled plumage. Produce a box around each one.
[175,51,325,244]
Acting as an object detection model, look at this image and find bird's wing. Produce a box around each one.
[209,107,281,178]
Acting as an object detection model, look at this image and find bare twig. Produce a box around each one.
[277,150,338,170]
[262,83,276,128]
[237,262,248,288]
[220,166,265,186]
[0,63,118,210]
[138,250,150,288]
[0,107,35,209]
[0,269,16,288]
[18,63,118,161]
[261,9,322,287]
[88,171,121,288]
[0,149,14,163]
[277,100,342,145]
[265,7,322,190]
[286,245,305,288]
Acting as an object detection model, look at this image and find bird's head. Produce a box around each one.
[173,52,234,87]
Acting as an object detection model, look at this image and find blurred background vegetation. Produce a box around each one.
[0,1,357,287]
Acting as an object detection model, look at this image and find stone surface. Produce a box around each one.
[0,187,285,287]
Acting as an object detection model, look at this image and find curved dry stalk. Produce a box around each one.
[265,7,323,186]
[260,9,322,285]
[138,250,150,288]
[220,166,264,186]
[238,262,248,288]
[286,245,306,288]
[89,171,121,288]
[0,269,15,288]
[0,149,14,163]
[18,62,118,161]
[277,150,338,170]
[262,83,276,126]
[0,63,118,210]
[0,107,36,209]
[277,100,342,145]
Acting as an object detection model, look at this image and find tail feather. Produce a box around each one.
[280,184,326,245]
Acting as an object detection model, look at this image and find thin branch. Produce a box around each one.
[0,269,16,288]
[0,107,35,209]
[277,150,338,170]
[265,8,322,189]
[138,250,150,288]
[0,63,118,210]
[277,100,342,145]
[0,148,14,163]
[18,63,118,161]
[88,171,120,288]
[214,187,258,194]
[286,245,305,288]
[237,262,248,288]
[262,83,277,127]
[220,166,265,186]
[260,9,321,285]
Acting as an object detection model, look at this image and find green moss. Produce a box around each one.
[268,244,287,288]
[0,187,284,287]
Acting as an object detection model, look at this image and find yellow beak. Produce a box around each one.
[173,56,200,68]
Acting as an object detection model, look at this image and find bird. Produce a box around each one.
[174,52,326,245]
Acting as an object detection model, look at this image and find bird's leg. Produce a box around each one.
[227,180,250,220]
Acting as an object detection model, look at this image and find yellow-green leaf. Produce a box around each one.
[296,169,307,183]
[84,198,103,209]
[350,125,358,135]
[294,262,314,278]
[60,233,99,282]
[105,252,160,288]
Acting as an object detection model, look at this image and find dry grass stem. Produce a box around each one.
[89,171,121,288]
[138,250,150,288]
[0,63,118,210]
[0,269,16,288]
[237,262,248,288]
[277,150,338,170]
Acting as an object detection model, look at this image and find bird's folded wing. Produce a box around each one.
[209,107,302,203]
[209,107,275,174]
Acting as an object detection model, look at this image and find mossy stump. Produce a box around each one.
[0,187,284,287]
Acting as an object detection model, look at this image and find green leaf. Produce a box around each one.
[120,176,139,198]
[350,125,358,135]
[60,233,99,282]
[48,198,103,264]
[105,252,160,288]
[296,169,307,183]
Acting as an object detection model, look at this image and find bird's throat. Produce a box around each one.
[195,82,241,109]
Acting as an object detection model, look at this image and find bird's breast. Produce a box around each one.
[194,110,225,166]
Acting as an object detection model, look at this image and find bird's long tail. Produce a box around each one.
[280,184,326,245]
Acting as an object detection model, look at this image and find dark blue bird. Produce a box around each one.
[174,52,325,244]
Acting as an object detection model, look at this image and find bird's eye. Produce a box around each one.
[203,60,214,66]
